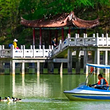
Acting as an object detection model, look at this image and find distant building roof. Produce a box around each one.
[20,11,99,29]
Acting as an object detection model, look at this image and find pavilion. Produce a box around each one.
[20,11,99,46]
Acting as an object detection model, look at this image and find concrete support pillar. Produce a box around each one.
[84,49,88,73]
[60,63,63,77]
[12,60,15,75]
[94,49,97,64]
[51,62,54,73]
[108,51,110,65]
[12,74,15,96]
[97,49,100,74]
[76,50,80,74]
[105,50,108,74]
[40,63,43,74]
[68,48,72,74]
[22,61,25,74]
[86,65,88,84]
[37,61,40,76]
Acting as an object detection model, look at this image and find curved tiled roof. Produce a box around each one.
[20,11,99,29]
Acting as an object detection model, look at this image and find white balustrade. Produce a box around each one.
[0,33,109,58]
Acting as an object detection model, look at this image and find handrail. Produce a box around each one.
[0,33,109,58]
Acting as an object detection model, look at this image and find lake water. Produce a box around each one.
[0,74,110,110]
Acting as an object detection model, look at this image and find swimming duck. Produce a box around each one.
[0,96,22,102]
[0,97,7,102]
[7,97,13,102]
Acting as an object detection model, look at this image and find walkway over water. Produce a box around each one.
[0,33,110,74]
[51,33,110,58]
[0,33,109,59]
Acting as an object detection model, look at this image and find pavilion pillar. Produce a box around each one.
[68,27,71,35]
[56,29,58,45]
[62,28,64,41]
[49,29,51,45]
[39,28,42,45]
[33,28,35,45]
[85,29,87,34]
[77,29,80,34]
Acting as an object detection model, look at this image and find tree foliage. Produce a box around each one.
[0,0,109,45]
[19,0,110,20]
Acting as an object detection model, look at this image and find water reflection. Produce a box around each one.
[11,74,97,99]
[12,74,51,98]
[1,74,110,110]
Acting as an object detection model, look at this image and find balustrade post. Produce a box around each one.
[11,45,14,58]
[49,45,51,50]
[23,45,25,58]
[75,34,77,45]
[96,33,99,46]
[93,33,95,38]
[39,45,41,49]
[106,33,108,46]
[102,34,104,46]
[83,33,86,46]
[0,45,1,50]
[2,45,4,50]
[43,45,45,57]
[52,45,53,50]
[20,45,23,58]
[21,45,23,49]
[0,45,1,57]
[33,45,35,58]
[102,33,104,37]
[77,34,79,38]
[85,34,87,38]
[68,33,71,38]
[59,40,62,50]
[30,45,32,49]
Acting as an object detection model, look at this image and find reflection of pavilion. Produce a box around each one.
[12,75,50,97]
